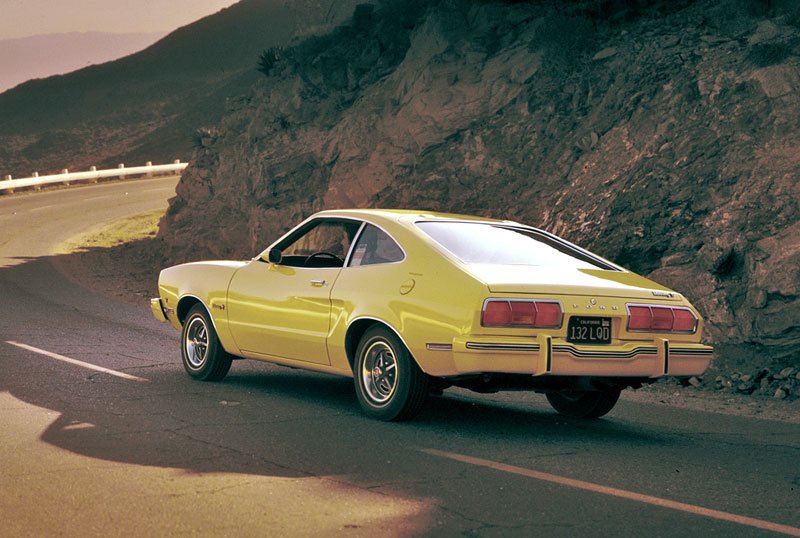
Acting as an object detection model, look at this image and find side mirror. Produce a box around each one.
[267,248,282,264]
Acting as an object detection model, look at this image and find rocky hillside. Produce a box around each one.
[161,0,800,370]
[0,0,364,177]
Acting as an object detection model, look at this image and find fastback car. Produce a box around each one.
[151,209,713,421]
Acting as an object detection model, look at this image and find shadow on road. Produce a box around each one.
[15,364,679,478]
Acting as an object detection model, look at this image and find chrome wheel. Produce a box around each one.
[180,304,232,381]
[184,316,209,369]
[360,341,398,405]
[353,326,429,421]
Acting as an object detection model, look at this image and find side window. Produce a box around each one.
[349,224,404,267]
[279,220,361,268]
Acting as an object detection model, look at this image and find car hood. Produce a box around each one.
[465,264,681,301]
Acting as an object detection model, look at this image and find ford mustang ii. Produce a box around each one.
[151,209,712,421]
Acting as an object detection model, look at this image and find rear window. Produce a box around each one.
[416,221,614,270]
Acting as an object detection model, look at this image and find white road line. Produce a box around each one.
[28,204,57,212]
[6,341,149,383]
[421,448,800,537]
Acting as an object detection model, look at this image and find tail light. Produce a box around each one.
[482,299,563,328]
[627,305,697,333]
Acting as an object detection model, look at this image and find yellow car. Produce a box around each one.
[151,209,712,421]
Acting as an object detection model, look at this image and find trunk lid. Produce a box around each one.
[466,264,681,301]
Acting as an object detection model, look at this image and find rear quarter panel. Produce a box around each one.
[328,222,486,376]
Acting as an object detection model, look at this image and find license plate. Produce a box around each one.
[567,316,612,345]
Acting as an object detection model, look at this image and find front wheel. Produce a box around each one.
[353,326,429,421]
[181,304,232,381]
[546,388,621,418]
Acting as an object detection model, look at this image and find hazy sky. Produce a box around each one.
[0,0,241,39]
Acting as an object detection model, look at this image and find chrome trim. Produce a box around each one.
[552,344,658,359]
[178,294,224,337]
[466,342,541,351]
[480,298,564,329]
[670,347,714,356]
[426,343,453,351]
[345,221,408,268]
[413,219,624,272]
[348,316,415,361]
[625,303,698,334]
[509,224,625,272]
[256,215,367,264]
[254,216,408,269]
[342,221,367,267]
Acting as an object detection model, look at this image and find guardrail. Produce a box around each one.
[0,160,188,193]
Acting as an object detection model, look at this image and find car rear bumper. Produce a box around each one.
[447,336,713,378]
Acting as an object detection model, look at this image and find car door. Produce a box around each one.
[226,218,362,365]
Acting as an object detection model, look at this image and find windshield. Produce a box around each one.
[416,221,615,270]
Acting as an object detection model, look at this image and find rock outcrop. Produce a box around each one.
[161,0,800,370]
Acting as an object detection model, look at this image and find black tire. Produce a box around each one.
[546,388,621,419]
[181,304,232,381]
[353,326,429,421]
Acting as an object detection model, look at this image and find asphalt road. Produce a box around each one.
[0,179,798,537]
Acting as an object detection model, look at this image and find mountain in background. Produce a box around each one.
[0,0,364,177]
[0,32,167,93]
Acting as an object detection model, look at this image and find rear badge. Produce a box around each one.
[652,291,674,298]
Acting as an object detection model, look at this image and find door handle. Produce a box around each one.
[310,279,327,287]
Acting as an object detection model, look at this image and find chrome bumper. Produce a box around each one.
[451,336,714,378]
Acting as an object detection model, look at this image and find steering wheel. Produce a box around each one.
[304,251,343,266]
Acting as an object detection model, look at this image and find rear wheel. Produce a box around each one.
[353,326,429,421]
[546,388,620,418]
[181,304,232,381]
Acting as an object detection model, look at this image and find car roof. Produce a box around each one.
[311,208,514,225]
